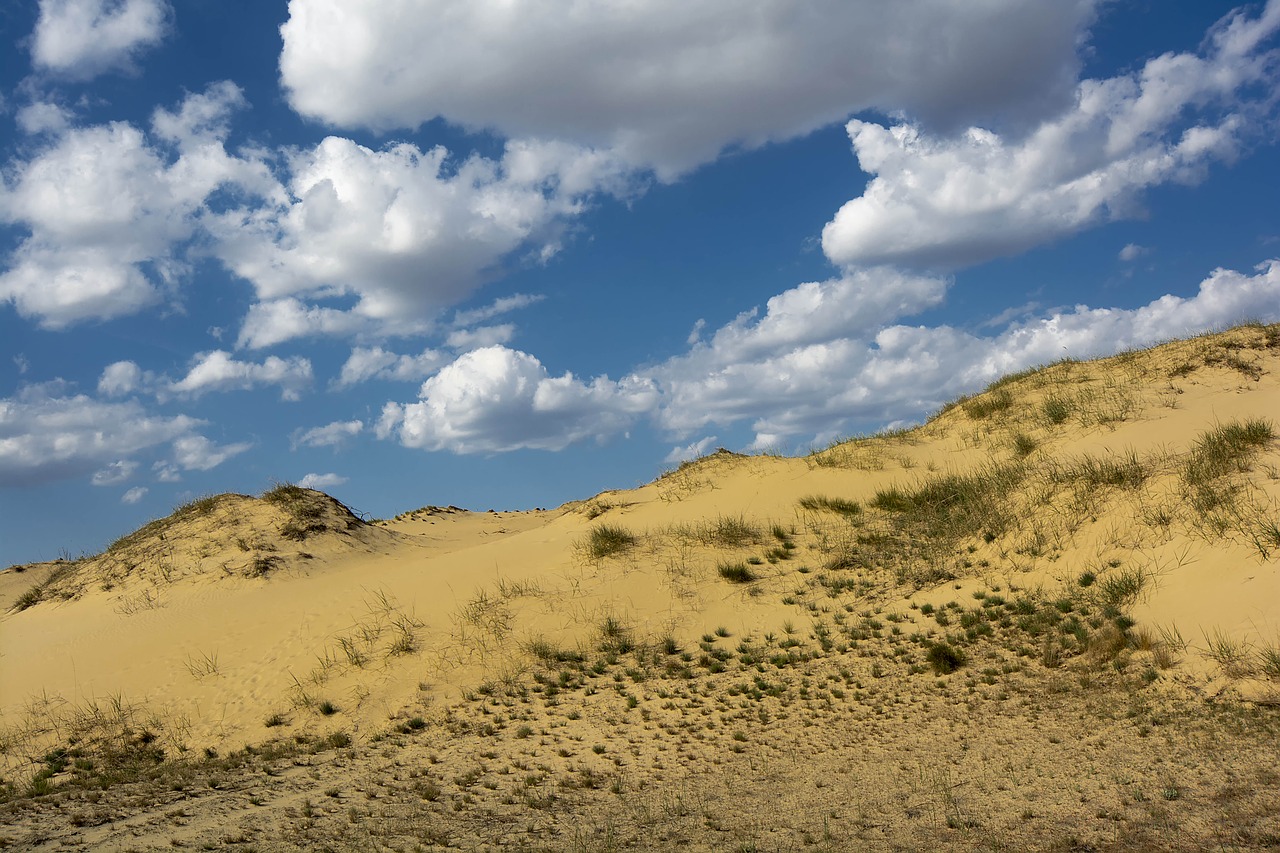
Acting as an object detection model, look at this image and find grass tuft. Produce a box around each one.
[797,495,862,517]
[717,562,756,583]
[582,524,638,560]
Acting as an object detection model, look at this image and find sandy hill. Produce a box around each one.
[1,324,1279,851]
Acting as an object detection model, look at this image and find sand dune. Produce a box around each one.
[2,324,1279,850]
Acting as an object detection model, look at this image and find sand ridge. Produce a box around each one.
[1,324,1279,850]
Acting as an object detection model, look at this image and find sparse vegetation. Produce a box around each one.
[582,524,638,560]
[4,325,1280,851]
[797,495,862,517]
[717,562,755,583]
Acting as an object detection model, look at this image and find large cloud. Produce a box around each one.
[279,0,1095,178]
[380,346,657,453]
[646,260,1280,445]
[213,137,632,348]
[823,1,1280,269]
[0,83,276,328]
[0,384,201,487]
[30,0,170,79]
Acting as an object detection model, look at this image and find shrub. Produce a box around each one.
[926,642,967,675]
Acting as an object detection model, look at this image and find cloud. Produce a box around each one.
[0,84,275,329]
[235,298,376,350]
[91,459,138,486]
[16,102,74,135]
[292,419,363,449]
[168,351,313,401]
[1119,243,1150,262]
[822,3,1280,270]
[171,435,251,471]
[30,0,171,79]
[279,0,1094,178]
[121,485,148,504]
[152,460,180,482]
[298,472,347,489]
[446,324,515,351]
[0,385,201,487]
[644,260,1280,446]
[98,360,144,396]
[334,346,447,388]
[642,267,949,436]
[664,436,717,465]
[214,137,631,348]
[381,345,657,453]
[451,293,544,327]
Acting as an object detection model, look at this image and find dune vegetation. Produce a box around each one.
[1,324,1279,851]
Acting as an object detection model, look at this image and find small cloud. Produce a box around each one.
[1119,243,1150,262]
[121,486,148,504]
[292,419,363,449]
[13,354,29,375]
[91,459,138,486]
[446,324,515,351]
[99,360,144,396]
[172,435,251,471]
[298,472,347,489]
[687,319,706,346]
[16,102,74,135]
[334,346,446,388]
[664,436,717,464]
[452,293,544,327]
[152,460,181,482]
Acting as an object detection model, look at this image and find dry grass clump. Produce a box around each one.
[1183,419,1274,486]
[580,524,638,560]
[870,462,1026,547]
[797,495,861,517]
[263,484,332,541]
[716,561,755,583]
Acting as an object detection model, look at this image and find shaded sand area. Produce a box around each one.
[2,324,1279,850]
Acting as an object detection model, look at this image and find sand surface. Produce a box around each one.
[1,325,1279,851]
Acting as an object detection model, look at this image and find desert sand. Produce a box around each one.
[1,324,1279,851]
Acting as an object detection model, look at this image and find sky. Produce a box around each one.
[2,0,1279,566]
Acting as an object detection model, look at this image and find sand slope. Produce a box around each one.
[1,325,1279,851]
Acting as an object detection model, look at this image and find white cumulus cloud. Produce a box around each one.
[645,260,1280,446]
[0,385,201,486]
[298,472,347,489]
[279,0,1095,178]
[334,346,447,388]
[91,459,138,486]
[172,435,251,471]
[31,0,171,79]
[822,2,1280,270]
[382,346,657,453]
[121,485,148,504]
[1119,243,1150,262]
[664,436,718,465]
[98,360,144,396]
[0,84,276,329]
[292,420,363,449]
[214,137,630,348]
[168,351,313,401]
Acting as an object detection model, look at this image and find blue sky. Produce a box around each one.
[2,0,1279,566]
